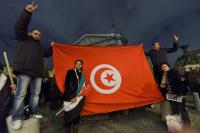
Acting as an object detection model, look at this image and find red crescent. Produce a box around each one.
[94,67,115,90]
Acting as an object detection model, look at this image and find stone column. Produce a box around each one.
[193,92,200,111]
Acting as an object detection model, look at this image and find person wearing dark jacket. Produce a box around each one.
[145,35,179,84]
[63,59,86,133]
[0,62,16,133]
[11,2,54,130]
[160,63,190,126]
[48,70,62,110]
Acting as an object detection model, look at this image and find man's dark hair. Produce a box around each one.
[152,41,160,46]
[75,59,83,65]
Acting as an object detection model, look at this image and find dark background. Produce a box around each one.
[1,0,200,68]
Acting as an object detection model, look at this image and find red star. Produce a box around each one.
[104,73,115,83]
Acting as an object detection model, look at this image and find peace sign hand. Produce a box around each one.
[25,1,38,13]
[173,34,179,42]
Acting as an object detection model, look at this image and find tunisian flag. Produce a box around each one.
[53,44,163,115]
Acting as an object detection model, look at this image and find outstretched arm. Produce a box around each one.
[141,44,150,56]
[43,41,55,57]
[63,70,78,101]
[166,34,179,53]
[145,50,150,56]
[63,71,76,101]
[14,1,38,41]
[43,47,52,57]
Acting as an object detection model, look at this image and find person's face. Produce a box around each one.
[152,42,161,50]
[161,64,170,72]
[75,61,83,70]
[31,30,41,41]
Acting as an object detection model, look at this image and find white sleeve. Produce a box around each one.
[0,73,8,91]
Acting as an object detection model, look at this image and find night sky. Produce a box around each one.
[1,0,200,68]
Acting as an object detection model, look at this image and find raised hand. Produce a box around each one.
[173,34,179,42]
[25,1,38,13]
[50,40,56,46]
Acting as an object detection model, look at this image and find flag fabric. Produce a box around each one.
[53,44,164,115]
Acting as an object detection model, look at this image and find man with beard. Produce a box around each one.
[11,1,54,130]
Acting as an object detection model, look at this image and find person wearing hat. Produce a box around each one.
[0,61,16,133]
[145,35,179,89]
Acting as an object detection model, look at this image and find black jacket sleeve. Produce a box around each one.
[169,70,187,96]
[43,47,53,57]
[14,10,32,41]
[166,42,179,53]
[63,70,77,101]
[145,50,150,56]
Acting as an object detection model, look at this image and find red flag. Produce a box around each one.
[53,44,164,115]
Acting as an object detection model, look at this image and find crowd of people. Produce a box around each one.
[0,1,199,133]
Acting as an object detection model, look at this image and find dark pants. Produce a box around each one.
[169,99,191,126]
[65,116,80,133]
[0,85,12,133]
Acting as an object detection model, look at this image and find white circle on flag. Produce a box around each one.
[90,64,122,94]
